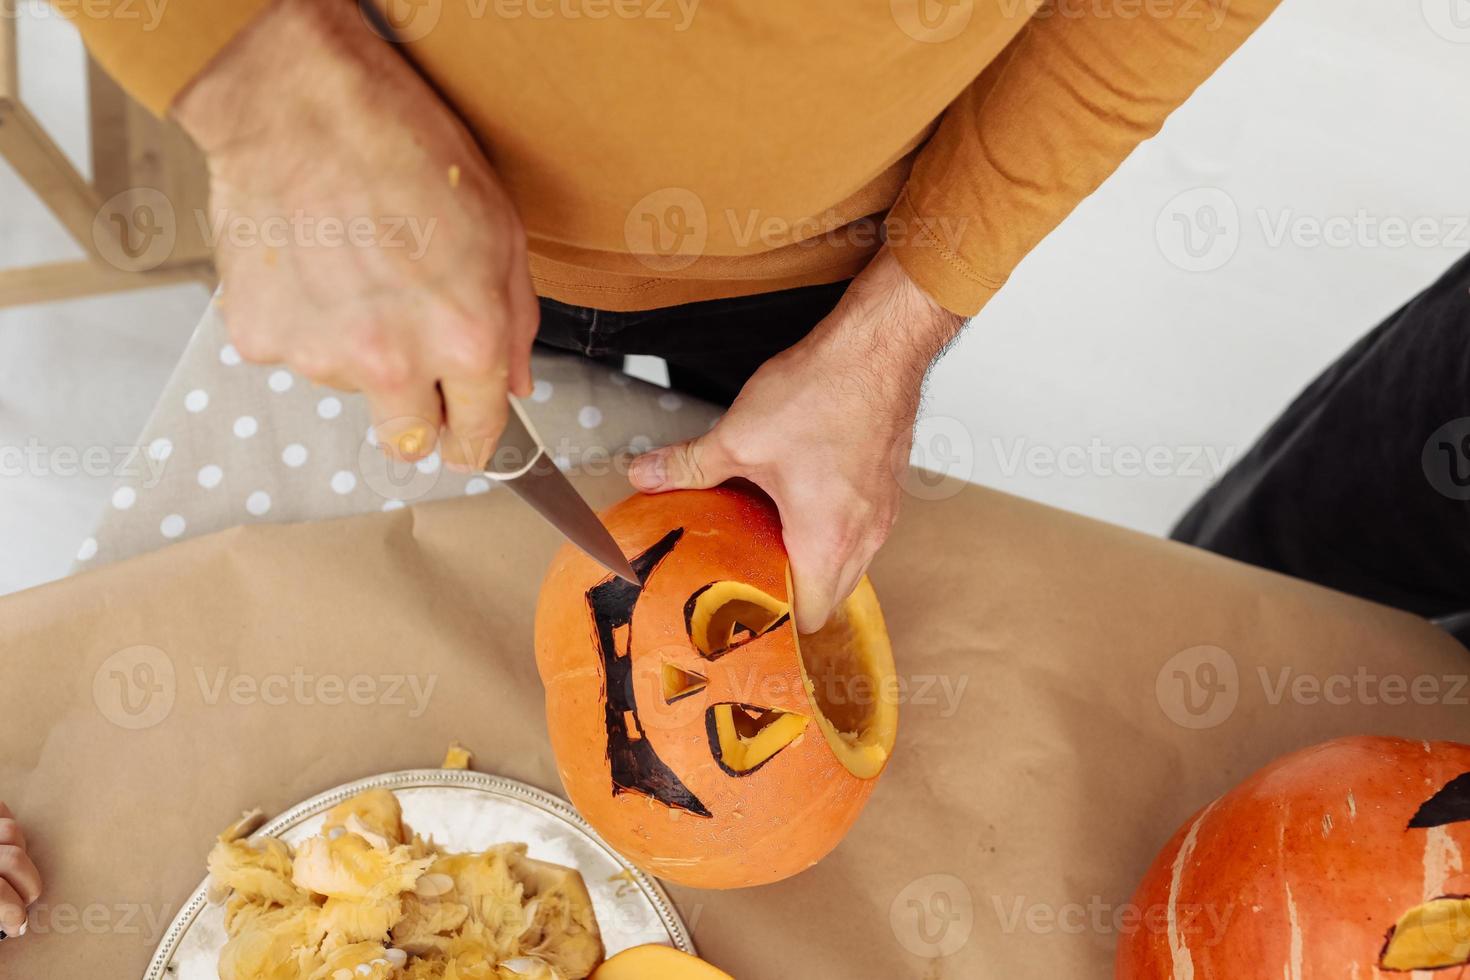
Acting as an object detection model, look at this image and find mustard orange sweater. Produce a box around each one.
[65,0,1276,314]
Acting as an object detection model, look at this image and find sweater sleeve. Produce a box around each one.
[887,0,1279,316]
[52,0,275,115]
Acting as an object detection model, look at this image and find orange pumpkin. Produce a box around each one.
[1117,736,1470,978]
[534,485,898,889]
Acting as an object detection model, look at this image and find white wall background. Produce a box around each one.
[2,0,1468,595]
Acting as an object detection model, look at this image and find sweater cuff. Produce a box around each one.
[884,186,1003,318]
[56,0,276,116]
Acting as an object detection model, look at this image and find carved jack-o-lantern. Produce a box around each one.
[1118,736,1470,978]
[535,485,898,889]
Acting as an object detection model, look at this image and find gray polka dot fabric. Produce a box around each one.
[74,298,721,571]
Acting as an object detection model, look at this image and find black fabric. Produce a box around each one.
[1172,252,1470,621]
[535,280,850,406]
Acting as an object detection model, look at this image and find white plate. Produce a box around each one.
[143,768,694,979]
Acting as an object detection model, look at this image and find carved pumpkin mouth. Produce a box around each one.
[1380,895,1470,971]
[684,574,897,780]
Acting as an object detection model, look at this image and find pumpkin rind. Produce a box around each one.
[534,486,898,889]
[1116,736,1470,978]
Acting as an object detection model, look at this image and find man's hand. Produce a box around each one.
[174,0,537,470]
[629,248,965,633]
[0,802,40,939]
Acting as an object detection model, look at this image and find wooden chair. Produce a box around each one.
[0,0,215,308]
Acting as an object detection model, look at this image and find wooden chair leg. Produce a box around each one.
[0,10,215,309]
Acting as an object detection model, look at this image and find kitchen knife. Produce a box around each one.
[484,398,640,585]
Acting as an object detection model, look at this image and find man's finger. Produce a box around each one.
[0,878,27,935]
[785,534,843,635]
[629,433,733,493]
[367,386,445,463]
[504,251,539,399]
[783,506,881,635]
[0,845,42,907]
[440,376,510,472]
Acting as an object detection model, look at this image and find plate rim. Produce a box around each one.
[142,767,694,979]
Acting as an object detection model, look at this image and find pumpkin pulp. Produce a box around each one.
[685,573,898,779]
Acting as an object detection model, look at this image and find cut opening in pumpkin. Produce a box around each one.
[706,703,809,775]
[686,581,789,658]
[662,663,708,703]
[1381,896,1470,971]
[685,576,898,781]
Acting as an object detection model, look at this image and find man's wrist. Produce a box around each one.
[812,247,966,389]
[173,0,365,158]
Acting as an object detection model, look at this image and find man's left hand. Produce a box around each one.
[628,247,965,634]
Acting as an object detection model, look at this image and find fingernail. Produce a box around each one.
[395,425,429,459]
[630,453,665,490]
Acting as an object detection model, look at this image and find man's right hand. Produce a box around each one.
[174,0,538,470]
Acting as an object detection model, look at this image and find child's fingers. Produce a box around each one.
[0,845,40,907]
[0,878,26,935]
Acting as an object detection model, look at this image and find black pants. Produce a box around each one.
[1172,252,1470,623]
[534,281,849,407]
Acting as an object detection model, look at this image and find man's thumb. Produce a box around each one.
[629,434,729,493]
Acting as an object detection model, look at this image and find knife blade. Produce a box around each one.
[484,399,640,585]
